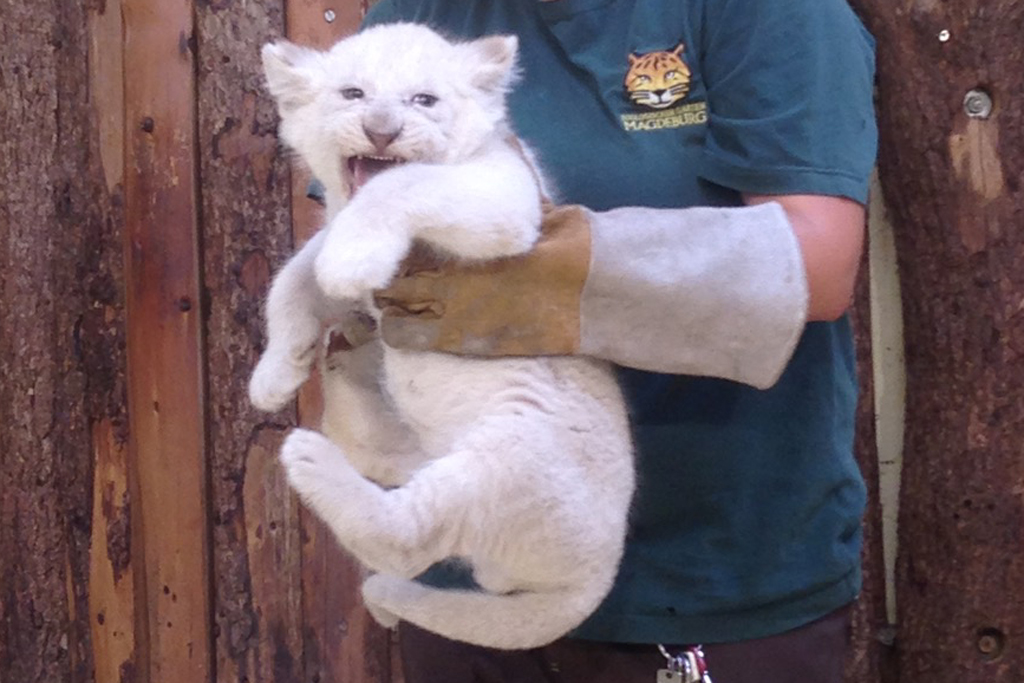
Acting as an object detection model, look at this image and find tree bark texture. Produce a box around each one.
[0,1,131,682]
[195,2,299,681]
[197,0,396,681]
[849,1,1024,680]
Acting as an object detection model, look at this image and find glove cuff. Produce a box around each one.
[579,202,808,389]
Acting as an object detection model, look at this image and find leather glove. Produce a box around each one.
[375,201,808,389]
[374,204,590,356]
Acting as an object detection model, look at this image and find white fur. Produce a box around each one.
[251,23,634,650]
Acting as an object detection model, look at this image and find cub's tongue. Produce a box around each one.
[350,156,402,192]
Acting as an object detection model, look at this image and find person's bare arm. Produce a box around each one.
[744,193,865,322]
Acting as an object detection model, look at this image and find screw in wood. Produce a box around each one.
[324,9,336,22]
[963,89,993,119]
[938,29,950,42]
[141,117,155,133]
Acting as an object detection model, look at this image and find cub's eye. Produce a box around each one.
[340,87,364,100]
[411,93,439,107]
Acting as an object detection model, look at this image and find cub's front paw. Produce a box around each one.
[314,223,408,300]
[248,350,312,412]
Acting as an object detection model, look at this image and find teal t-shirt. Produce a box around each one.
[362,0,877,644]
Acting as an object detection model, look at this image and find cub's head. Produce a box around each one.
[262,23,519,204]
[624,44,691,110]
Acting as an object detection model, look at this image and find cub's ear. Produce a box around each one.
[464,35,519,94]
[261,41,319,111]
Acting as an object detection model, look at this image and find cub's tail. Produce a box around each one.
[361,573,609,650]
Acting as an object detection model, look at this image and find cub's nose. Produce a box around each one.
[363,125,402,153]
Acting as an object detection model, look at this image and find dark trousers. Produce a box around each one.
[399,605,852,683]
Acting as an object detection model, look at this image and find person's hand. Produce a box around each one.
[373,204,591,356]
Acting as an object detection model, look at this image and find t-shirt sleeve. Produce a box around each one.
[362,0,403,27]
[698,0,877,203]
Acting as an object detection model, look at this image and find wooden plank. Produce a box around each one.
[1,0,131,681]
[85,3,138,682]
[193,2,307,680]
[848,2,1024,680]
[300,524,394,683]
[284,2,397,682]
[122,0,211,679]
[239,428,305,682]
[90,419,138,683]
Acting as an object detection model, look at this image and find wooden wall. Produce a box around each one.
[1,1,393,681]
[1,2,126,680]
[0,1,1020,682]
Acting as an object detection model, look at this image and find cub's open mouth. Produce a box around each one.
[348,155,405,192]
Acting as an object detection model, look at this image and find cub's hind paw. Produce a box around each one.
[280,428,337,468]
[279,428,348,503]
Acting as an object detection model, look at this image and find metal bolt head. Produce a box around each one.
[938,29,951,42]
[324,9,336,22]
[976,627,1006,660]
[963,89,993,119]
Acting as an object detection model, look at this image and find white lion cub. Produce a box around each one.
[250,23,634,650]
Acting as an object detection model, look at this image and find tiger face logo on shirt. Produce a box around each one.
[620,42,706,132]
[624,43,691,110]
